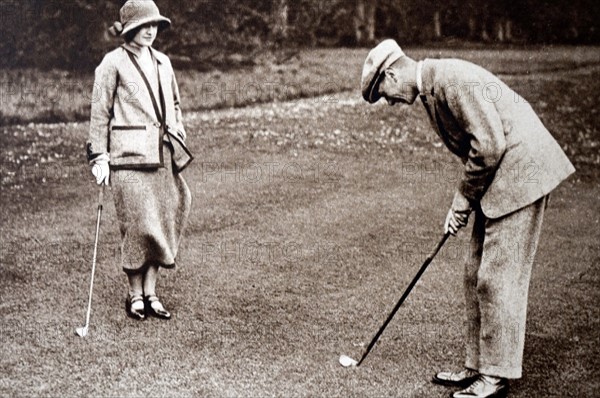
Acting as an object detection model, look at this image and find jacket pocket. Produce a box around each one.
[109,125,164,170]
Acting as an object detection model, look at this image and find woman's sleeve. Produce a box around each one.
[171,71,186,137]
[87,55,118,161]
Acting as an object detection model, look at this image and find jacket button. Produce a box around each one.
[153,122,161,128]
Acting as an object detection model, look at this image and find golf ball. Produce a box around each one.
[339,355,358,367]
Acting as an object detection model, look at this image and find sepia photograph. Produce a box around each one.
[0,1,598,397]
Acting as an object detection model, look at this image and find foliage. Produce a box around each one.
[0,0,599,70]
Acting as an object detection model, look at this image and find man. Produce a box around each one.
[361,40,575,398]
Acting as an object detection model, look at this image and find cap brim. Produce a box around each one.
[362,52,403,103]
[121,17,171,36]
[368,71,385,103]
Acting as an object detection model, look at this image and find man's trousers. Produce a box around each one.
[464,196,548,379]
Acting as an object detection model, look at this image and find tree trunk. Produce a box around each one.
[353,0,379,45]
[496,19,505,42]
[434,10,442,39]
[468,16,477,39]
[354,0,365,45]
[364,0,377,43]
[271,0,288,45]
[505,19,513,41]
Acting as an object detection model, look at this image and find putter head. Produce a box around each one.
[75,326,88,338]
[339,354,358,367]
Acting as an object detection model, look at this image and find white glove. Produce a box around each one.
[90,153,110,186]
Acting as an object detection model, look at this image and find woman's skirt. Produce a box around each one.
[112,144,192,274]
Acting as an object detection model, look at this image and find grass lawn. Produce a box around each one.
[0,47,599,397]
[1,45,599,125]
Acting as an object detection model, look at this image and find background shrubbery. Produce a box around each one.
[1,0,599,70]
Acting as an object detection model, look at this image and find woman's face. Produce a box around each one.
[131,23,158,47]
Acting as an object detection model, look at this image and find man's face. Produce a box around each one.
[377,69,417,106]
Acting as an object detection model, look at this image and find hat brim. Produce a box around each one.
[121,16,171,36]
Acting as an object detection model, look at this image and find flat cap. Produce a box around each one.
[361,39,405,103]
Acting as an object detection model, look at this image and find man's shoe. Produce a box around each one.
[432,368,479,388]
[452,375,508,398]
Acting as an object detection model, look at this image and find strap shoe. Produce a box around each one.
[125,294,146,320]
[145,295,171,320]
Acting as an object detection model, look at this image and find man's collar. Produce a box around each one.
[416,60,424,95]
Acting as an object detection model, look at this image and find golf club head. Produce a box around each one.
[339,354,358,367]
[75,326,88,338]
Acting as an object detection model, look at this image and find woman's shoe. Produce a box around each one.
[125,294,146,320]
[145,295,171,320]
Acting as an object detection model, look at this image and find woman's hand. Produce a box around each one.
[175,128,186,142]
[166,125,186,142]
[90,154,110,186]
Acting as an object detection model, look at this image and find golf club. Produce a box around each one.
[339,232,450,367]
[75,186,105,338]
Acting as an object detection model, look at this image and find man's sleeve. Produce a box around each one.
[443,78,506,203]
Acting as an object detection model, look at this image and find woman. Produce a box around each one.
[87,0,192,320]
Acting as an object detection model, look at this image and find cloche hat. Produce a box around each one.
[109,0,171,37]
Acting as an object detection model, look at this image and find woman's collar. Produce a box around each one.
[122,42,150,58]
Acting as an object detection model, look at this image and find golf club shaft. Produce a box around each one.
[356,232,450,366]
[83,186,104,329]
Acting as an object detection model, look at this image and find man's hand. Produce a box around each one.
[444,191,473,235]
[90,153,110,186]
[444,209,468,235]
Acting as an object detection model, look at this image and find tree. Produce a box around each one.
[2,0,599,70]
[271,0,289,45]
[354,0,377,45]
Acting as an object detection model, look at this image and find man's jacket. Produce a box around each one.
[419,59,575,219]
